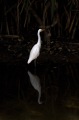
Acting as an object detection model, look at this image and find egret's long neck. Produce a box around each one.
[37,31,41,45]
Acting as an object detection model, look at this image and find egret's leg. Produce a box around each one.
[34,59,36,68]
[34,59,36,73]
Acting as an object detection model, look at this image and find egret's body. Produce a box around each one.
[27,29,43,64]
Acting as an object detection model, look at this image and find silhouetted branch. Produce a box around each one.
[30,8,43,25]
[0,35,20,38]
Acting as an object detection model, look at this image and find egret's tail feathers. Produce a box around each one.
[27,60,30,64]
[27,58,32,64]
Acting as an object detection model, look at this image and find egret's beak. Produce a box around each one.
[42,29,45,31]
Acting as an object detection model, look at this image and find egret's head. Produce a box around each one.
[38,29,44,33]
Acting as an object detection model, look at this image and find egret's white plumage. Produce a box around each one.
[27,29,44,64]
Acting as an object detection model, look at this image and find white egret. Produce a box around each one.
[28,70,42,104]
[27,29,44,64]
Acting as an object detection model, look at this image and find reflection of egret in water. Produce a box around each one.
[28,71,42,104]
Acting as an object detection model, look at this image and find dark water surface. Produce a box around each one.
[0,62,79,120]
